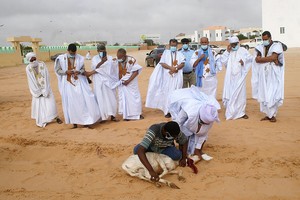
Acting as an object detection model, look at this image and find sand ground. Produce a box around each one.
[0,48,300,200]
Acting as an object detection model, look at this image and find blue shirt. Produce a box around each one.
[180,48,194,73]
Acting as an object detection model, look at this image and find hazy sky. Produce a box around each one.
[0,0,262,46]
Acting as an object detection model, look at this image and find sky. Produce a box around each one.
[0,0,262,46]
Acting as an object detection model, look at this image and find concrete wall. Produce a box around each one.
[262,0,300,47]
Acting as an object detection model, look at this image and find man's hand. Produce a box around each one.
[66,70,74,75]
[199,54,205,60]
[149,170,160,182]
[255,56,262,63]
[239,59,244,66]
[122,80,130,86]
[74,71,81,76]
[227,45,232,52]
[179,158,187,167]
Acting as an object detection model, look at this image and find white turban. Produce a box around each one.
[229,36,239,44]
[199,104,220,124]
[26,52,36,62]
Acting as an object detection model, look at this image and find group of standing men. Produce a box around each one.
[146,31,285,122]
[25,43,144,128]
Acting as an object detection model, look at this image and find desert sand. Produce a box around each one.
[0,48,300,200]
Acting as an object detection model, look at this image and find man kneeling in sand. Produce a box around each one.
[133,121,188,182]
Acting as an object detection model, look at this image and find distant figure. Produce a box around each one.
[252,31,285,122]
[221,36,253,120]
[25,52,62,127]
[85,44,119,122]
[179,38,195,88]
[54,43,100,128]
[146,39,186,118]
[85,51,91,60]
[190,37,217,97]
[115,48,143,121]
[168,86,220,160]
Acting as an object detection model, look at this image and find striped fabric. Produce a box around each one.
[140,123,187,153]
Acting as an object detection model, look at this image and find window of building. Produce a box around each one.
[280,27,285,34]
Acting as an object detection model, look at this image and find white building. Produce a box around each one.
[203,26,227,41]
[262,0,300,47]
[239,27,262,38]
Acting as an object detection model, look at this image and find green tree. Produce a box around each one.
[236,34,248,40]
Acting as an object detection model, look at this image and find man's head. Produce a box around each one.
[229,36,240,51]
[163,121,180,140]
[26,52,37,63]
[262,31,272,47]
[97,44,106,57]
[199,104,220,125]
[181,38,190,50]
[169,39,178,52]
[117,48,127,63]
[67,43,77,58]
[200,37,209,50]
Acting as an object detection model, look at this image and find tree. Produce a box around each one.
[236,34,248,41]
[143,39,155,46]
[113,42,120,46]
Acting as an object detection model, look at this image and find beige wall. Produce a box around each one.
[0,52,23,67]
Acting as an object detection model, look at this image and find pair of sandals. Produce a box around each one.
[261,116,277,122]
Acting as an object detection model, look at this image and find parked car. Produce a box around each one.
[241,38,263,50]
[145,48,165,67]
[209,44,226,54]
[50,53,64,61]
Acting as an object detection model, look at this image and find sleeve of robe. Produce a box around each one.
[220,50,230,67]
[42,62,51,97]
[26,65,42,98]
[189,51,198,67]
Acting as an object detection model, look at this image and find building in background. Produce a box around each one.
[239,27,262,38]
[202,26,227,41]
[262,0,300,47]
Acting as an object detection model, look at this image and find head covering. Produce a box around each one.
[229,36,239,44]
[199,104,220,124]
[26,52,36,62]
[97,44,106,51]
[164,121,180,137]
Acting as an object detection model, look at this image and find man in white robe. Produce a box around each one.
[190,37,217,97]
[54,43,100,128]
[252,31,285,122]
[85,51,91,60]
[85,44,119,122]
[25,52,62,127]
[221,36,253,120]
[115,48,143,120]
[168,86,220,160]
[145,39,186,118]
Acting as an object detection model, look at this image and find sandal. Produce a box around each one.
[269,116,277,122]
[260,116,270,121]
[56,117,63,124]
[111,116,119,122]
[241,114,249,119]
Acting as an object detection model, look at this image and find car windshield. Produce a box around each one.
[157,49,164,54]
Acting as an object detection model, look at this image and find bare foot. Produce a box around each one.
[56,117,63,124]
